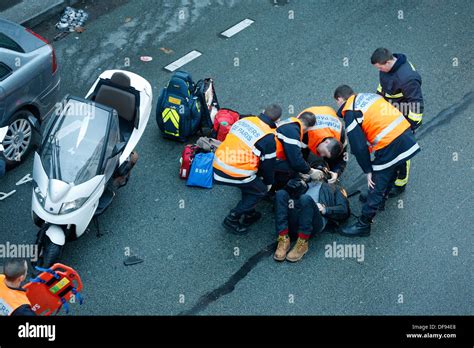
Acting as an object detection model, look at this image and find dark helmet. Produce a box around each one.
[284,178,309,199]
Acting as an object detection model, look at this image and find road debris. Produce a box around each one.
[55,6,89,33]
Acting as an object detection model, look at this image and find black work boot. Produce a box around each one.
[223,213,248,235]
[339,216,372,237]
[388,185,406,198]
[241,210,262,227]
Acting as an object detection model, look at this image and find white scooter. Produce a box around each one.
[31,70,152,267]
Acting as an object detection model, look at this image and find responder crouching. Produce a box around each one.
[273,112,326,190]
[213,104,282,235]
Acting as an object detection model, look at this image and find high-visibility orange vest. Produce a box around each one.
[301,106,342,155]
[0,274,31,316]
[213,116,275,179]
[275,117,304,160]
[342,93,410,152]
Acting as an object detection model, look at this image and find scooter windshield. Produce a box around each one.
[41,98,111,185]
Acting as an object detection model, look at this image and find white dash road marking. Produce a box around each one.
[164,50,202,72]
[220,18,254,38]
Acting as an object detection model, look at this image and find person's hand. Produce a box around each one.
[309,168,324,181]
[316,203,326,214]
[367,172,375,189]
[266,184,272,192]
[298,173,311,182]
[328,171,338,184]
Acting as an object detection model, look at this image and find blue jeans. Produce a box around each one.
[275,190,325,238]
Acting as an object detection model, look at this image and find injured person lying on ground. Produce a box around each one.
[273,163,351,263]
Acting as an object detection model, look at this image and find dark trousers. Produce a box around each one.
[215,177,268,217]
[275,190,325,239]
[362,161,406,219]
[273,160,298,191]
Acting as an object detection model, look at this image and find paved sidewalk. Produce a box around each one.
[0,0,76,26]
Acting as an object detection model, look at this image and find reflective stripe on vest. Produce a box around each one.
[301,106,342,155]
[341,93,410,152]
[275,117,304,160]
[0,275,30,316]
[213,116,274,178]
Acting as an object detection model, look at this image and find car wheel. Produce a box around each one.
[1,110,36,169]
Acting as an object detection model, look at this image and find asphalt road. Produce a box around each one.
[1,0,473,315]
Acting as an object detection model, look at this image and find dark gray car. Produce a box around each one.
[0,18,60,169]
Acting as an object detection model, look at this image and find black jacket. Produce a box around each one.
[312,182,350,222]
[276,121,311,174]
[214,113,277,185]
[377,53,424,129]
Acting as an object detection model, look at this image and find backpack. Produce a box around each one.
[212,108,240,141]
[156,71,202,142]
[186,152,214,189]
[194,78,219,129]
[179,144,199,179]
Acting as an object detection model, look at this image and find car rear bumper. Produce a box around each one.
[38,73,61,121]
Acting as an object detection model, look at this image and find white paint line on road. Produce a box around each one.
[164,50,202,72]
[220,18,254,38]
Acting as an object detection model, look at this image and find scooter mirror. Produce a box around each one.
[109,142,126,159]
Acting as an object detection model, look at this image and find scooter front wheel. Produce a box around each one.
[38,234,63,269]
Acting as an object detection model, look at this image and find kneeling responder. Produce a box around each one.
[274,112,324,189]
[371,47,424,197]
[334,85,420,236]
[213,104,281,235]
[300,106,347,183]
[0,259,35,316]
[274,167,350,262]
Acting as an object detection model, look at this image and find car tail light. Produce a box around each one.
[26,28,58,74]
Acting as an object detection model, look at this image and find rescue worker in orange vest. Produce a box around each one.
[370,48,424,198]
[334,85,420,236]
[0,259,35,316]
[300,106,347,184]
[273,112,324,190]
[213,104,282,235]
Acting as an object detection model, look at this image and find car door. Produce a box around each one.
[0,62,12,125]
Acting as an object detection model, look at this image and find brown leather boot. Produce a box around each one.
[286,238,309,262]
[274,235,291,261]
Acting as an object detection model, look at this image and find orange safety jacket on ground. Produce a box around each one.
[213,116,275,181]
[341,93,410,153]
[276,117,304,160]
[0,274,31,316]
[301,106,343,155]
